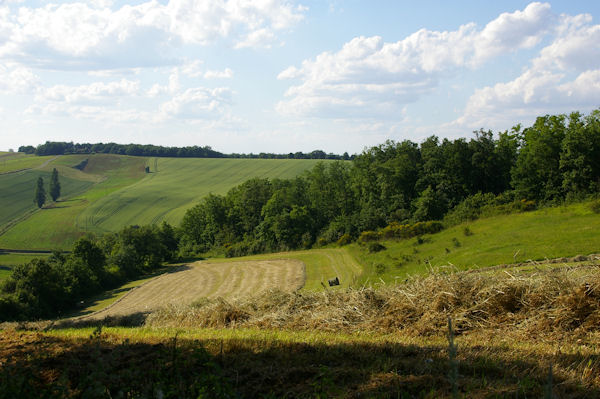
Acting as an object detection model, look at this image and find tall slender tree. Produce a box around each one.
[49,168,61,201]
[34,177,46,208]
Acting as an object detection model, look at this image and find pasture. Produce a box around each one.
[77,157,325,232]
[0,169,94,230]
[0,155,323,250]
[352,200,600,284]
[0,154,146,250]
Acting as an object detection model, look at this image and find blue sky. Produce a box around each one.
[1,1,599,154]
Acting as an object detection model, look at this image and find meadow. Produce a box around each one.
[0,155,321,250]
[351,201,600,284]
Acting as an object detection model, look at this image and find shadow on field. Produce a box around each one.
[1,330,598,398]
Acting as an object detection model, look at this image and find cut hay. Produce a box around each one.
[146,263,600,338]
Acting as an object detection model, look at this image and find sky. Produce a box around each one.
[0,0,599,155]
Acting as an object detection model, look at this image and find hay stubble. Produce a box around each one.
[85,259,305,319]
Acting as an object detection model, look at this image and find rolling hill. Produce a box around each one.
[0,153,324,250]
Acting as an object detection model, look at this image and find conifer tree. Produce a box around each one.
[34,177,46,208]
[49,168,61,201]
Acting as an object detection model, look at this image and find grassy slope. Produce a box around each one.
[351,201,600,284]
[0,154,146,250]
[0,153,54,174]
[0,156,323,250]
[78,157,324,232]
[0,170,94,228]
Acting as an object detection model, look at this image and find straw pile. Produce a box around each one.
[146,263,600,337]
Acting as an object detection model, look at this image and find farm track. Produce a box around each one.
[78,259,305,319]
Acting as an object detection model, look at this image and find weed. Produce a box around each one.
[463,226,473,236]
[452,237,461,248]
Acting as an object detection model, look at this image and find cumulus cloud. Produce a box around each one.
[456,9,600,129]
[0,63,39,93]
[276,2,561,119]
[0,0,306,69]
[204,68,233,79]
[37,79,140,104]
[158,87,233,120]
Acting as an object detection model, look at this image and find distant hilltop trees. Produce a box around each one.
[18,141,350,160]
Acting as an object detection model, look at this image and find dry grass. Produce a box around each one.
[145,262,600,340]
[76,259,305,320]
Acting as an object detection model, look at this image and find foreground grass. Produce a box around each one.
[352,201,600,284]
[2,325,598,398]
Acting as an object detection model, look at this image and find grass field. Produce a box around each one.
[0,153,55,174]
[0,169,94,229]
[0,155,323,250]
[351,201,600,284]
[77,157,324,232]
[0,154,146,250]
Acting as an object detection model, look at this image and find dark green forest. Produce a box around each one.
[179,110,600,256]
[19,141,349,160]
[2,109,599,321]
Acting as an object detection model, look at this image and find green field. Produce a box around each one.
[0,154,323,250]
[0,170,94,228]
[0,153,55,174]
[0,252,50,281]
[351,201,600,284]
[77,157,324,233]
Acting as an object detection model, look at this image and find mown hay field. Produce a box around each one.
[77,259,305,320]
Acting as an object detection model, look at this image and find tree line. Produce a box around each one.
[18,142,350,160]
[178,110,600,256]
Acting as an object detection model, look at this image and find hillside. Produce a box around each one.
[0,154,323,250]
[350,201,600,284]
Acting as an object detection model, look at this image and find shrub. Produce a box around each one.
[463,226,473,236]
[358,230,381,244]
[336,233,352,246]
[368,242,386,253]
[375,263,387,275]
[589,199,600,214]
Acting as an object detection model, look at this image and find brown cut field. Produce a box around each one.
[78,259,305,319]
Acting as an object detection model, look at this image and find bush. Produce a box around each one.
[368,242,386,253]
[358,230,381,244]
[589,199,600,214]
[381,221,443,240]
[336,233,352,246]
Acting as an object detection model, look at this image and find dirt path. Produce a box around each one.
[80,259,305,319]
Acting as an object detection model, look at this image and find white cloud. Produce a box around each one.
[277,2,556,119]
[37,79,140,104]
[0,63,39,93]
[204,68,233,79]
[455,9,600,130]
[159,87,233,120]
[0,0,306,69]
